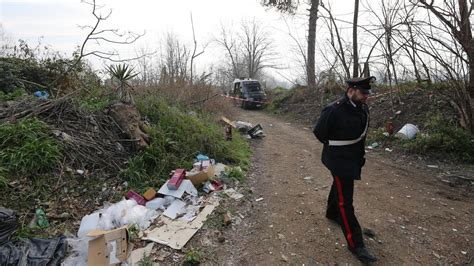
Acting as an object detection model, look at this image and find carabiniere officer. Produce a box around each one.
[313,76,377,263]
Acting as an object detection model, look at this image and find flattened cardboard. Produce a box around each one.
[87,226,131,266]
[143,204,216,249]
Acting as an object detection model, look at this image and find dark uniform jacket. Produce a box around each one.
[313,94,369,180]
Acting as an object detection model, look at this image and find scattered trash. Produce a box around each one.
[0,208,17,245]
[126,243,154,265]
[126,190,146,206]
[77,199,158,235]
[196,154,209,161]
[303,176,313,180]
[168,169,186,190]
[76,169,85,175]
[395,123,419,139]
[34,90,49,99]
[1,207,67,265]
[202,180,223,193]
[1,236,68,265]
[221,116,236,128]
[248,124,264,138]
[223,188,244,200]
[143,202,218,249]
[255,197,264,202]
[186,166,215,186]
[158,180,198,199]
[461,251,467,255]
[383,132,390,137]
[385,148,393,152]
[163,199,186,219]
[35,208,49,228]
[235,121,253,132]
[145,197,168,211]
[395,110,402,115]
[87,226,131,265]
[427,165,439,169]
[368,142,379,149]
[143,188,157,201]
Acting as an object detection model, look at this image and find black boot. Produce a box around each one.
[325,214,339,224]
[351,247,377,263]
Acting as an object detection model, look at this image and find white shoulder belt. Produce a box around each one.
[328,116,369,146]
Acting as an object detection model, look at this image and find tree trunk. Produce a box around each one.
[307,0,319,90]
[352,0,359,78]
[468,59,474,133]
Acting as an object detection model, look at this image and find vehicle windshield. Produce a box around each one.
[243,81,262,92]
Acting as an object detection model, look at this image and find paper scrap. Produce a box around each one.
[163,199,186,219]
[158,180,197,198]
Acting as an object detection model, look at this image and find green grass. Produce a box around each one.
[0,88,28,101]
[0,118,62,176]
[121,97,251,189]
[76,86,112,112]
[400,114,474,162]
[183,249,202,265]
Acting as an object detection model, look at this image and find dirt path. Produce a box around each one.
[215,109,473,265]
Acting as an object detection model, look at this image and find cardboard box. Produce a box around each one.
[167,169,186,190]
[87,226,131,266]
[143,188,157,201]
[186,165,215,186]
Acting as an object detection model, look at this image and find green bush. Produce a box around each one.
[183,249,201,265]
[0,118,63,176]
[76,86,112,112]
[121,98,251,188]
[0,88,27,101]
[366,127,387,145]
[400,114,474,162]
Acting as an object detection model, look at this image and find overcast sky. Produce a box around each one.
[1,0,356,85]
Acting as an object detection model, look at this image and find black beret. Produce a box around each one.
[346,76,376,94]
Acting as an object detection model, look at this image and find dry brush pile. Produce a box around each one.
[0,97,130,176]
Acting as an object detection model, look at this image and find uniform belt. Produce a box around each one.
[328,116,369,146]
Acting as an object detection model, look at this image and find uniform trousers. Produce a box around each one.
[325,175,364,250]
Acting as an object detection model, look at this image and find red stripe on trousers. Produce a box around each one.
[334,176,355,249]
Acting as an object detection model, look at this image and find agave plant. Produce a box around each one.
[107,64,139,104]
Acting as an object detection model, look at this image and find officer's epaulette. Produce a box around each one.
[329,97,345,109]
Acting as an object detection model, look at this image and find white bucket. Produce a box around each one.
[396,123,420,140]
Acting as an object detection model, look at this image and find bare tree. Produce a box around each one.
[414,0,474,133]
[353,0,360,77]
[320,2,351,78]
[215,19,276,80]
[189,13,207,85]
[215,24,243,79]
[261,0,320,90]
[159,31,190,86]
[240,18,276,78]
[49,0,145,93]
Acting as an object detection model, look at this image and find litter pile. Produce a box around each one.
[0,207,68,265]
[0,97,129,175]
[60,154,243,265]
[221,116,265,139]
